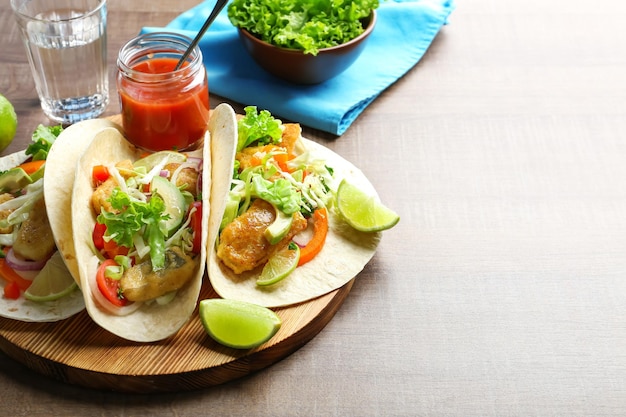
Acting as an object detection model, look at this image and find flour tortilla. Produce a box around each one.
[206,103,239,270]
[71,127,210,342]
[8,119,122,322]
[45,119,122,287]
[207,105,381,308]
[0,283,84,322]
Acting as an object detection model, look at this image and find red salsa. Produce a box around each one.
[118,57,209,152]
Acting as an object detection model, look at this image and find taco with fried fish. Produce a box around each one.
[0,124,85,322]
[71,126,210,342]
[207,104,398,308]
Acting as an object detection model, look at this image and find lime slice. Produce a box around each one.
[133,150,187,170]
[199,298,281,349]
[24,252,78,302]
[336,179,400,232]
[257,243,300,286]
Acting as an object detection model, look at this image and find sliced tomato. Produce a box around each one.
[92,222,107,250]
[189,201,203,254]
[93,222,129,258]
[92,165,110,186]
[0,258,33,291]
[96,259,128,307]
[3,281,21,300]
[103,238,129,259]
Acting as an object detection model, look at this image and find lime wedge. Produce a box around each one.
[199,299,281,349]
[133,150,187,170]
[257,243,300,286]
[336,179,400,232]
[24,252,79,302]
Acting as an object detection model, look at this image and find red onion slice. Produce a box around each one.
[186,157,203,170]
[5,248,46,280]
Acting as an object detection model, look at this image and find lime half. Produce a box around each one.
[199,298,281,349]
[24,252,78,302]
[257,242,300,286]
[336,179,400,232]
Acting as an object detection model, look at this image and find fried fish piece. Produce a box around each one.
[217,199,307,274]
[236,144,284,172]
[280,123,301,155]
[12,197,55,262]
[120,246,197,302]
[164,162,199,198]
[91,160,135,215]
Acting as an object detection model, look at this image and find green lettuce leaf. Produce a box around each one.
[249,175,302,215]
[237,106,283,151]
[97,189,169,270]
[26,124,63,161]
[228,0,379,55]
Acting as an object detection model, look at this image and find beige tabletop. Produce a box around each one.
[2,0,626,415]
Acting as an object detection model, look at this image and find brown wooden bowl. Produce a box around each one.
[237,11,376,85]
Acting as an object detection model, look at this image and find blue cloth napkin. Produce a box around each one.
[142,0,454,135]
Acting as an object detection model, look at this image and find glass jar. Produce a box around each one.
[117,32,210,152]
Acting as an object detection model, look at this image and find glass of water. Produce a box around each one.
[11,0,109,124]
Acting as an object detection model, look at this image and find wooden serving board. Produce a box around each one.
[0,278,353,393]
[0,114,354,393]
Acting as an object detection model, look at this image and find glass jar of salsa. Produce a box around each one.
[117,32,210,152]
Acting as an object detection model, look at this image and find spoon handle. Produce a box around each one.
[175,0,230,70]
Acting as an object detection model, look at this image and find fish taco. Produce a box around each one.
[0,124,86,322]
[45,118,122,287]
[207,105,385,308]
[71,126,210,342]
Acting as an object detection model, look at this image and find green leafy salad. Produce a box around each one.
[0,124,63,243]
[227,0,379,55]
[220,106,336,234]
[26,124,64,161]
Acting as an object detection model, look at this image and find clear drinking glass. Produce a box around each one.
[11,0,109,124]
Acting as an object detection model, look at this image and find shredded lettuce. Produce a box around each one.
[165,203,197,252]
[0,179,43,226]
[0,179,44,245]
[221,108,338,231]
[228,0,379,55]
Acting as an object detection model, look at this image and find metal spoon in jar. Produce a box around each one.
[175,0,230,70]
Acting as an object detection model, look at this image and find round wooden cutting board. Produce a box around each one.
[0,278,353,393]
[0,114,355,393]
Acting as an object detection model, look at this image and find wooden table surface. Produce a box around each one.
[2,0,626,415]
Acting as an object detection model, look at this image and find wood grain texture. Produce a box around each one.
[0,278,354,393]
